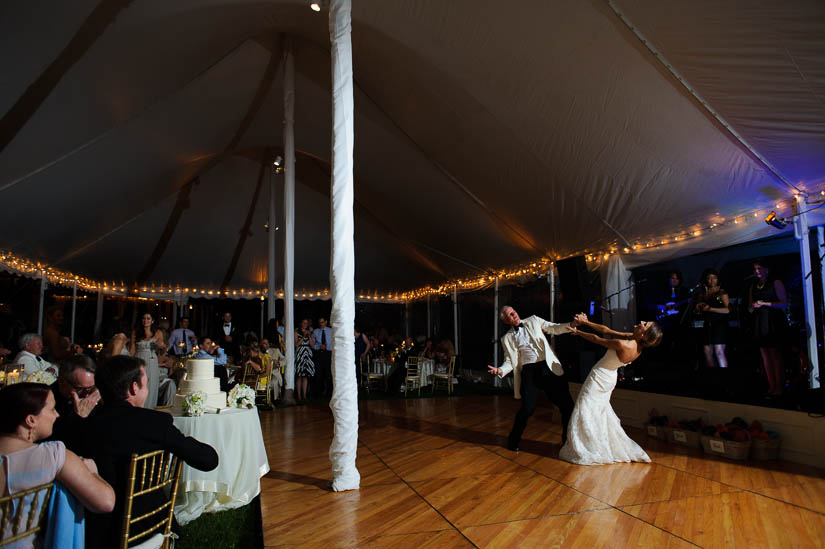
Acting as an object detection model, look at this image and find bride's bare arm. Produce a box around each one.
[568,326,626,351]
[574,313,632,339]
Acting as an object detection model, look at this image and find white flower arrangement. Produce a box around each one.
[182,391,207,417]
[24,370,57,385]
[228,384,256,409]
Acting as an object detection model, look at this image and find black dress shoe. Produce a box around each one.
[507,443,520,452]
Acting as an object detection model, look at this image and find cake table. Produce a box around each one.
[163,407,269,525]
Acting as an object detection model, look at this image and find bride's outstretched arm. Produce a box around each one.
[573,313,632,339]
[568,326,626,351]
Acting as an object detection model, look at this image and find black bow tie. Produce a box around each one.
[514,323,525,332]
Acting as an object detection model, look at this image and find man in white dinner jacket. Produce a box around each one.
[488,306,580,451]
[13,333,57,376]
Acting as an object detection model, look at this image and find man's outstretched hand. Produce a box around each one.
[487,365,501,376]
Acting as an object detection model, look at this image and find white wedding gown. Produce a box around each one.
[559,348,651,465]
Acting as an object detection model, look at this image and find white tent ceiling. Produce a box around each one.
[2,0,824,295]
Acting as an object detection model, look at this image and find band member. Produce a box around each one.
[695,268,730,368]
[487,306,581,450]
[748,259,787,396]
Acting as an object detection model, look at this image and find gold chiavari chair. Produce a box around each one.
[361,356,385,394]
[240,360,261,388]
[0,482,54,547]
[432,355,456,395]
[404,356,421,396]
[120,450,182,549]
[255,354,274,408]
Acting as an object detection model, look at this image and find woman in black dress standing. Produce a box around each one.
[695,268,730,368]
[748,259,787,396]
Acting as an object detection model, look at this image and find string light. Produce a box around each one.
[4,191,825,304]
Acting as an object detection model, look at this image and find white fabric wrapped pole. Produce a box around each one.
[328,0,359,492]
[794,197,820,389]
[283,36,296,395]
[601,255,635,332]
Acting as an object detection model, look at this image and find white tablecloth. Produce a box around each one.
[372,358,436,385]
[166,407,269,525]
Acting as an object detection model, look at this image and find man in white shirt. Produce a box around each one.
[488,306,581,451]
[312,317,333,398]
[13,333,58,376]
[167,317,197,356]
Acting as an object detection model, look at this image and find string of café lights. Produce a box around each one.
[2,190,823,304]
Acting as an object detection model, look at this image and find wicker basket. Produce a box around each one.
[700,435,751,460]
[644,424,668,440]
[750,438,782,460]
[666,427,702,448]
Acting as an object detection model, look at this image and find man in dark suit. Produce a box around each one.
[218,311,239,362]
[77,355,219,549]
[47,354,101,448]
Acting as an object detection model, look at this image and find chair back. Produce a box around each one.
[120,450,182,549]
[0,482,54,546]
[360,355,370,375]
[240,361,260,387]
[405,358,420,377]
[257,355,273,390]
[448,355,456,376]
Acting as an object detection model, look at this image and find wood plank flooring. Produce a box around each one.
[259,396,825,548]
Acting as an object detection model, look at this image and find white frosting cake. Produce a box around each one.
[174,358,226,410]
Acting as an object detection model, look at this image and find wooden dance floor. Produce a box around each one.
[259,396,825,547]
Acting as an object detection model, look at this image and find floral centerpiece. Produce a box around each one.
[182,391,207,417]
[25,370,57,385]
[227,384,255,409]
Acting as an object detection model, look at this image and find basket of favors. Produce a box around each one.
[747,421,782,460]
[666,417,704,448]
[644,409,669,440]
[700,417,752,460]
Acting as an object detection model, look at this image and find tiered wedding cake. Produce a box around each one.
[173,358,226,411]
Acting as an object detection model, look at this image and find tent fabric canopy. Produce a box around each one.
[2,0,824,296]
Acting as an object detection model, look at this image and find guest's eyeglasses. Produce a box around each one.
[67,382,97,398]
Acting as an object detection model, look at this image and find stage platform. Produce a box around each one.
[259,396,825,547]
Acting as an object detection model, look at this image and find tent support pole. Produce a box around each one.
[268,154,277,323]
[426,295,431,338]
[282,35,297,405]
[94,288,104,343]
[37,274,47,336]
[795,196,820,389]
[453,285,459,361]
[328,0,360,492]
[493,277,500,387]
[70,281,77,343]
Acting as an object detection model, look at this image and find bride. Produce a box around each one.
[559,314,662,465]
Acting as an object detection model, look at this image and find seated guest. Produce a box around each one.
[47,355,101,448]
[0,383,115,548]
[193,337,230,392]
[419,338,436,360]
[260,339,285,400]
[244,343,265,374]
[13,333,57,376]
[76,356,219,549]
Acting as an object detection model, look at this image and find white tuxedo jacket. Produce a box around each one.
[496,315,570,399]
